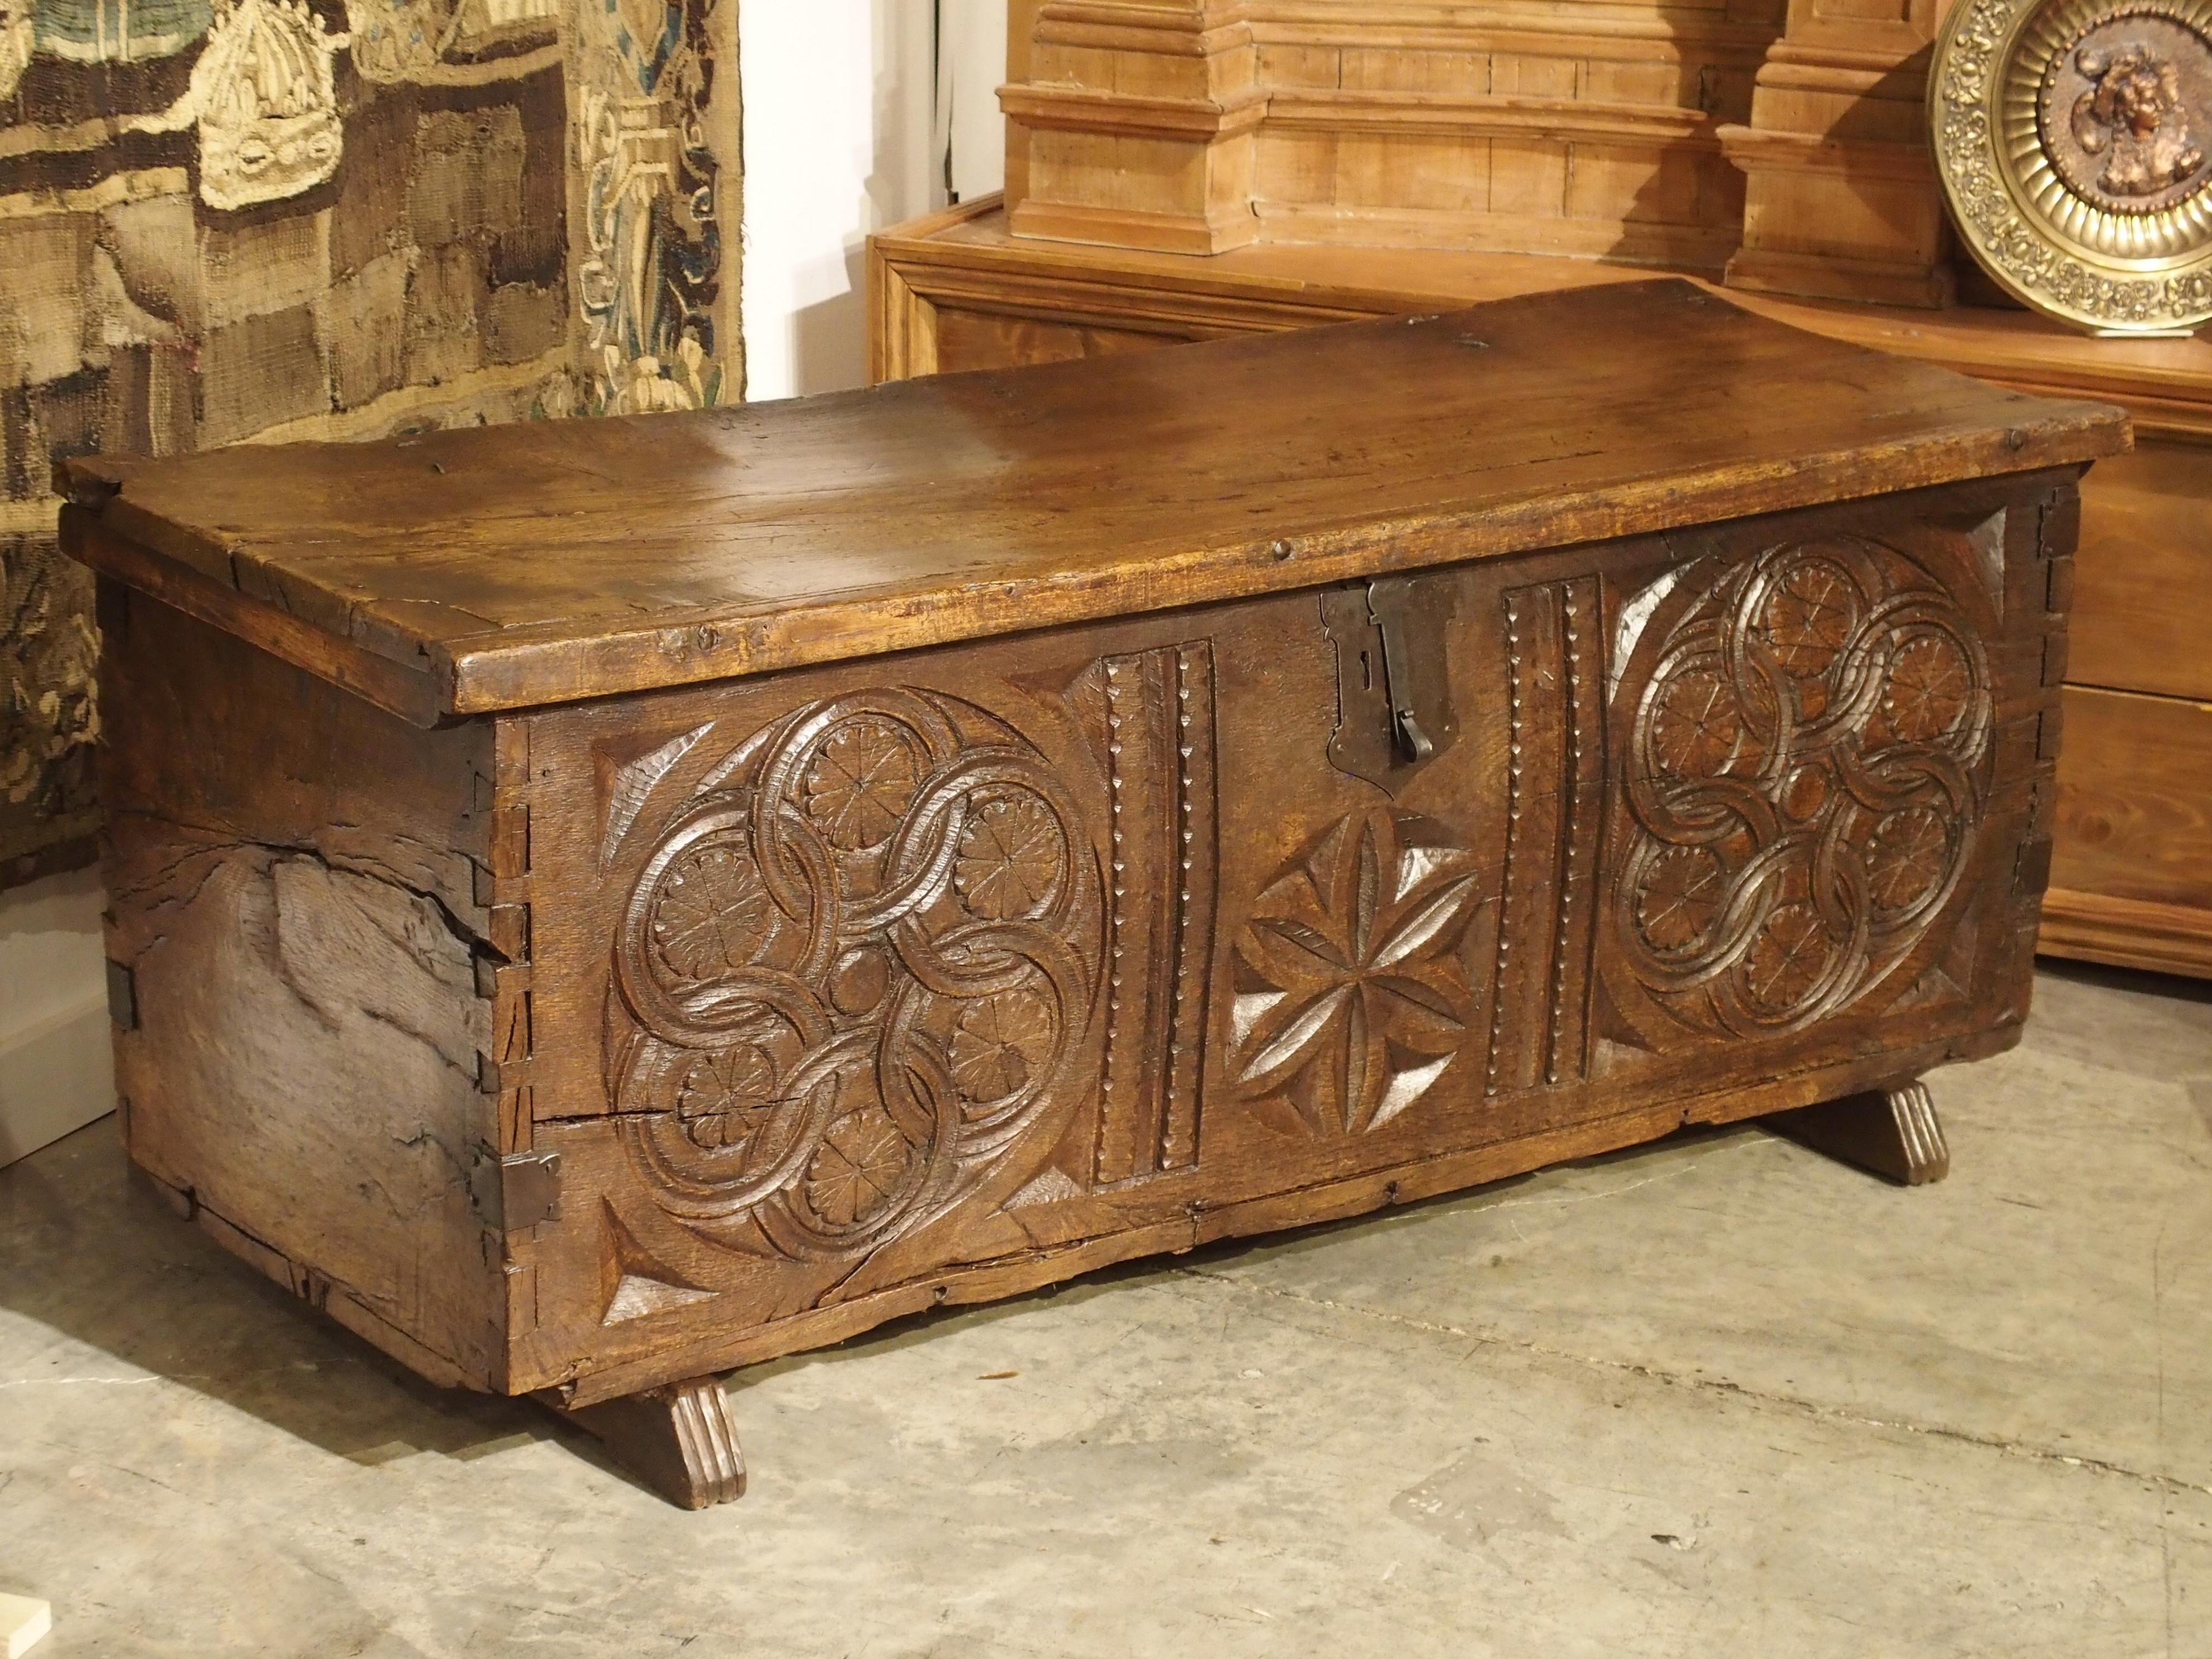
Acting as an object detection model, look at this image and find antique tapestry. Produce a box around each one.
[0,0,739,881]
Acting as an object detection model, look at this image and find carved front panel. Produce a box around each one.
[507,482,2058,1393]
[599,689,1107,1263]
[1225,807,1483,1138]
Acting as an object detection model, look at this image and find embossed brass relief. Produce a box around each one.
[1933,0,2212,331]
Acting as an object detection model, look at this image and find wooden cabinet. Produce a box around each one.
[871,198,2212,979]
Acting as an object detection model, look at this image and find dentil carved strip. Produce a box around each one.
[1094,643,1219,1183]
[1488,578,1606,1096]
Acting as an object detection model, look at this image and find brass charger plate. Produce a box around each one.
[1933,0,2212,332]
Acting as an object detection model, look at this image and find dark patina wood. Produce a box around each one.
[64,280,2127,1507]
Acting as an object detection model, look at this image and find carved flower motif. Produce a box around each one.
[804,1106,911,1226]
[1763,559,1859,678]
[1636,847,1725,953]
[1231,812,1475,1136]
[954,796,1063,920]
[1882,635,1972,743]
[803,720,920,850]
[1651,668,1745,779]
[949,986,1055,1104]
[1743,901,1832,1013]
[676,1046,778,1151]
[1866,806,1951,910]
[652,844,773,982]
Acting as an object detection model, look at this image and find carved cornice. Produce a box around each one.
[1001,84,1269,138]
[1716,124,1939,179]
[1268,87,1722,146]
[1035,0,1784,58]
[1755,57,1932,98]
[1249,6,1783,56]
[1035,0,1255,55]
[1007,84,1726,151]
[1766,38,1939,74]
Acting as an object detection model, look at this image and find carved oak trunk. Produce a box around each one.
[62,281,2126,1507]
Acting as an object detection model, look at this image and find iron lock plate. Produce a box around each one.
[1321,574,1458,792]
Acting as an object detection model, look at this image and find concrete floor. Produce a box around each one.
[1,962,2207,1658]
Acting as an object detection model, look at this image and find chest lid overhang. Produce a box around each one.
[60,278,2129,726]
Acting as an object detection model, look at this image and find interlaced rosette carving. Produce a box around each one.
[1614,539,1993,1037]
[605,690,1100,1261]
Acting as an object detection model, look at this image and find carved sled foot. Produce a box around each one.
[544,1375,746,1509]
[1764,1080,1951,1186]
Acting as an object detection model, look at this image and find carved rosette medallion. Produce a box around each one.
[1612,538,1994,1037]
[605,690,1102,1262]
[1933,0,2212,331]
[1227,808,1481,1137]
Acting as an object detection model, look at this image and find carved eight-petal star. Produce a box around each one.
[949,985,1055,1104]
[1743,901,1832,1013]
[1881,636,1972,743]
[1231,812,1476,1136]
[652,844,774,982]
[675,1045,778,1152]
[1651,668,1745,779]
[1636,846,1725,954]
[1866,806,1950,910]
[1764,559,1859,678]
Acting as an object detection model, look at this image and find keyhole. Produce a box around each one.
[1360,649,1373,691]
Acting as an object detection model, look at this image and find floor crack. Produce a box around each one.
[1176,1266,2212,1501]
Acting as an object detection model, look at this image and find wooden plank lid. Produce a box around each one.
[60,278,2128,725]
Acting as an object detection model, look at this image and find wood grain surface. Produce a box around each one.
[2050,685,2212,911]
[78,277,2109,1502]
[865,200,2206,985]
[2067,443,2212,704]
[62,280,2123,722]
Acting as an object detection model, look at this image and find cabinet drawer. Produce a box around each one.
[2051,684,2212,911]
[2070,440,2212,701]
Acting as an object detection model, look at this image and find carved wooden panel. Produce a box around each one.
[477,482,2068,1398]
[1604,531,1998,1045]
[1226,806,1484,1137]
[600,688,1107,1262]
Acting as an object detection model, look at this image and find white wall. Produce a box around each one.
[942,1,1009,205]
[0,865,114,1166]
[739,2,942,399]
[739,1,1007,400]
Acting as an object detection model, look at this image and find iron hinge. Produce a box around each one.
[469,1148,563,1233]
